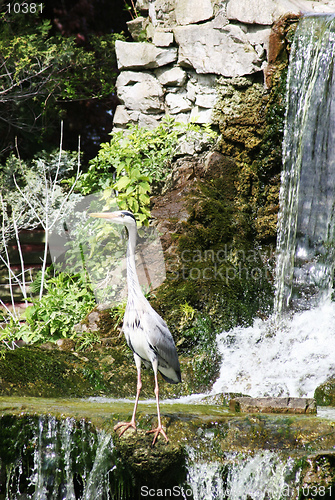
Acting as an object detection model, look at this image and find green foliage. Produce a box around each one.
[0,149,79,196]
[0,149,81,256]
[104,170,151,226]
[0,7,122,156]
[109,301,127,329]
[123,0,138,19]
[175,307,217,351]
[26,272,96,341]
[77,330,101,352]
[179,302,196,324]
[0,11,120,100]
[76,116,217,225]
[56,34,122,101]
[0,272,96,345]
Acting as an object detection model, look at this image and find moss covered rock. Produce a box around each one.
[0,346,109,397]
[315,377,335,406]
[114,430,186,487]
[150,148,275,342]
[0,343,219,399]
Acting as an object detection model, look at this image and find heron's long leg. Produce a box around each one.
[146,361,168,445]
[114,355,142,435]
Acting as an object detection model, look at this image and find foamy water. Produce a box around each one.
[212,299,335,398]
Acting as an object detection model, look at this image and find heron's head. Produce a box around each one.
[89,210,137,227]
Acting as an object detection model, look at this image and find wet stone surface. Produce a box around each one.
[0,397,335,498]
[229,396,317,414]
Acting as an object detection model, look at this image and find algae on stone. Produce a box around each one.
[315,377,335,407]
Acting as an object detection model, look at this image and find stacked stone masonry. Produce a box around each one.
[113,0,335,129]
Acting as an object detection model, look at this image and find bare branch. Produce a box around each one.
[0,194,16,316]
[12,175,45,229]
[49,137,82,231]
[51,121,64,203]
[12,214,28,305]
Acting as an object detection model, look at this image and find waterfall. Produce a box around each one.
[186,449,301,500]
[226,451,300,500]
[213,14,335,398]
[1,414,308,500]
[275,14,335,315]
[1,415,114,500]
[186,447,227,500]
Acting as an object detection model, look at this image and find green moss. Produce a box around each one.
[154,170,275,334]
[114,431,186,489]
[151,19,300,339]
[211,19,298,246]
[0,343,221,398]
[214,75,267,162]
[314,378,335,406]
[0,347,94,397]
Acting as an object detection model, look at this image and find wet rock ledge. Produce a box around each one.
[1,397,335,498]
[230,396,317,414]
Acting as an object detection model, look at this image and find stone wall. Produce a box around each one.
[113,0,335,129]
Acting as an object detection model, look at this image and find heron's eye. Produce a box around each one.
[121,213,125,218]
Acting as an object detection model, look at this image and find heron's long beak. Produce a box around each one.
[89,212,118,220]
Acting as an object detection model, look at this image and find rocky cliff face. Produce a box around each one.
[106,0,335,342]
[113,0,335,129]
[113,0,335,245]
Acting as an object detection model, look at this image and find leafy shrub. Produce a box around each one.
[0,148,83,306]
[0,272,96,345]
[26,272,96,341]
[103,171,151,226]
[0,10,122,157]
[0,150,81,240]
[76,116,217,225]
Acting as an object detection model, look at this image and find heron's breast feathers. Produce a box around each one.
[123,303,180,377]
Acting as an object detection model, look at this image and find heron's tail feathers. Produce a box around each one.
[159,368,182,384]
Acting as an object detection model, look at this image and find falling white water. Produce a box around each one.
[5,416,114,500]
[213,299,335,397]
[226,451,300,500]
[82,432,115,500]
[213,15,335,398]
[61,418,77,500]
[186,447,227,500]
[186,449,301,500]
[275,14,335,314]
[29,416,59,500]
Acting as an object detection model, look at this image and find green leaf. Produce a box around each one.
[126,185,136,195]
[138,181,151,194]
[129,168,141,180]
[114,175,131,190]
[129,199,139,212]
[139,193,150,204]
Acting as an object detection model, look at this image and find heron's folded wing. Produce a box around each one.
[142,307,181,380]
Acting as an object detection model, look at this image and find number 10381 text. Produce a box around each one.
[7,3,43,14]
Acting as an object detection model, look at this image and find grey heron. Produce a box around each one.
[89,210,181,445]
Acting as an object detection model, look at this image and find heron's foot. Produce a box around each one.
[146,425,168,446]
[114,420,136,437]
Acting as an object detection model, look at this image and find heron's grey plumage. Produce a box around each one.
[124,299,181,383]
[122,213,181,383]
[89,209,181,445]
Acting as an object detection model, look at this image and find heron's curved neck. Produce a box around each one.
[126,225,142,299]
